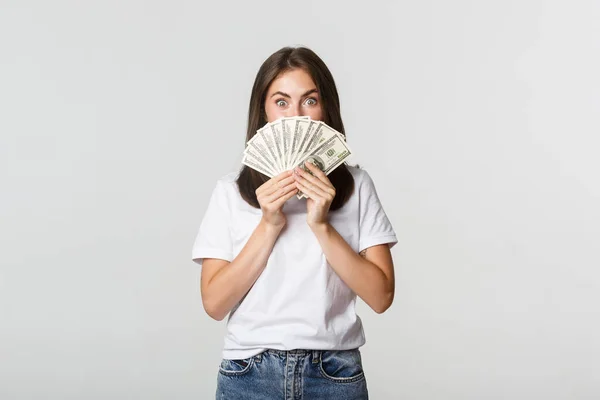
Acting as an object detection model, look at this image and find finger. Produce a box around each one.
[264,181,297,204]
[303,161,329,181]
[257,170,293,195]
[262,174,296,197]
[295,179,328,201]
[296,163,333,192]
[304,161,333,188]
[267,182,298,207]
[271,186,299,208]
[295,167,334,196]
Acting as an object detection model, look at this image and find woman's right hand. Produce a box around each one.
[256,170,298,228]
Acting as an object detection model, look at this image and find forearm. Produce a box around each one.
[310,222,394,313]
[204,218,282,320]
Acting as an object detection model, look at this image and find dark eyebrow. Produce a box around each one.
[270,89,319,99]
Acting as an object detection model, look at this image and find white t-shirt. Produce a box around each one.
[192,165,397,360]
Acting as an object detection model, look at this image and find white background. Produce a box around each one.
[1,1,599,399]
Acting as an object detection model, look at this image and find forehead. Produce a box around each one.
[267,68,317,93]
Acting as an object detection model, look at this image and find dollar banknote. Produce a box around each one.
[242,116,352,199]
[293,131,352,199]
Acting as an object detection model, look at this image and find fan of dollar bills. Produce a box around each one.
[242,116,352,199]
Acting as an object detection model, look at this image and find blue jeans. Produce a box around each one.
[216,348,369,399]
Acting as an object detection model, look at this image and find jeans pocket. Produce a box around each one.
[218,356,255,376]
[319,349,365,383]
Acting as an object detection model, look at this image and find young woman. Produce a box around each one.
[192,46,397,399]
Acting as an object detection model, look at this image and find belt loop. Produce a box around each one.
[312,350,320,364]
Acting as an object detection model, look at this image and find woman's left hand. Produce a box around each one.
[293,161,336,228]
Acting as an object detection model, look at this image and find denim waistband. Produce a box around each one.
[260,348,322,362]
[264,348,317,355]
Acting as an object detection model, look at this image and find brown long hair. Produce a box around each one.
[236,46,355,211]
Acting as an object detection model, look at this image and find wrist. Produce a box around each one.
[309,221,331,235]
[260,217,285,235]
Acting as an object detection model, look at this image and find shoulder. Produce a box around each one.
[346,164,367,179]
[213,170,240,189]
[207,170,241,202]
[346,164,376,192]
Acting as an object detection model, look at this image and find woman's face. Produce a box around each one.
[264,68,323,122]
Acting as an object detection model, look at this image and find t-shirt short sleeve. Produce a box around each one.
[358,170,398,252]
[192,180,234,267]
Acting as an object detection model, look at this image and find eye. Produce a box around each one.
[304,97,318,106]
[276,99,288,107]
